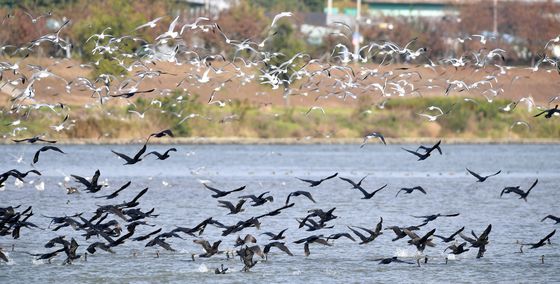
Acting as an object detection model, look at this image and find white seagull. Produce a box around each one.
[156,16,180,41]
[135,16,164,31]
[270,12,293,28]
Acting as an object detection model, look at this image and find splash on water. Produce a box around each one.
[197,263,209,273]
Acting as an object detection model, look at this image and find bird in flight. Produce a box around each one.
[270,12,293,28]
[148,129,174,140]
[285,190,316,205]
[523,230,556,249]
[445,242,470,255]
[135,16,164,31]
[94,181,132,199]
[13,135,56,144]
[459,224,492,258]
[32,145,65,164]
[434,227,465,243]
[144,148,177,160]
[533,105,559,119]
[360,132,386,147]
[402,140,442,161]
[339,175,368,190]
[203,183,246,198]
[396,186,427,197]
[296,173,338,187]
[412,213,460,224]
[466,168,501,182]
[218,199,246,215]
[111,143,147,165]
[354,184,388,199]
[500,179,538,201]
[541,215,560,224]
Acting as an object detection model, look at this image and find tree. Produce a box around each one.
[198,2,268,58]
[458,1,560,64]
[69,0,153,76]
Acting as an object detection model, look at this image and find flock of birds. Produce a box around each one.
[0,9,559,139]
[0,9,559,276]
[0,130,558,273]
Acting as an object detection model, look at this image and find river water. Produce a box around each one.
[1,144,559,283]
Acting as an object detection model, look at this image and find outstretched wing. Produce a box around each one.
[226,185,246,194]
[339,176,358,188]
[133,143,148,161]
[217,200,235,212]
[111,150,133,164]
[202,183,223,195]
[431,140,442,154]
[479,224,492,240]
[466,168,483,180]
[71,174,91,187]
[33,146,65,164]
[402,148,424,158]
[488,170,501,177]
[347,226,367,242]
[296,177,316,184]
[525,179,539,196]
[416,186,427,194]
[293,191,316,203]
[533,110,547,117]
[320,172,338,182]
[449,226,465,238]
[372,184,388,195]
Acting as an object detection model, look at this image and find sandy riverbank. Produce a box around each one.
[1,137,559,145]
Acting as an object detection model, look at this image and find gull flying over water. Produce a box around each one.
[360,132,386,147]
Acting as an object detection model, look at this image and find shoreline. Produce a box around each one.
[1,137,560,145]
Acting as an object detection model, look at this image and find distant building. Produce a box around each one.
[300,12,330,45]
[174,0,237,18]
[363,0,460,18]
